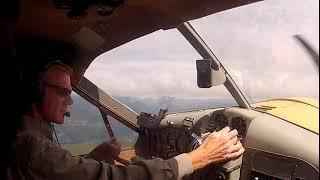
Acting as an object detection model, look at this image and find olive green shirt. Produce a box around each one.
[7,116,193,180]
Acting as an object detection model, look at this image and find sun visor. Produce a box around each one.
[17,0,262,84]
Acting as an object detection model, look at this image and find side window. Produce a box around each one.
[54,92,138,155]
[107,116,139,150]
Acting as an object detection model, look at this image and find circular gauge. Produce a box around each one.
[209,114,228,131]
[229,117,247,141]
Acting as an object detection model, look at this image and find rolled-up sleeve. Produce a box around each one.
[174,153,193,179]
[24,134,190,180]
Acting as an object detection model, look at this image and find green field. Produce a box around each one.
[62,143,99,156]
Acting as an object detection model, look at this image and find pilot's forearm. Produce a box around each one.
[28,138,190,180]
[85,151,115,164]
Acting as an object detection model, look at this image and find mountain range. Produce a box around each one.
[55,94,236,147]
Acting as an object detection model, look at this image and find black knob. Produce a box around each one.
[216,171,226,180]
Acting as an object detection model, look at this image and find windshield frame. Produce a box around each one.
[177,22,251,109]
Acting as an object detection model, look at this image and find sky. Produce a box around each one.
[85,0,319,103]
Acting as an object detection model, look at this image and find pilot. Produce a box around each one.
[5,59,244,180]
[1,1,244,179]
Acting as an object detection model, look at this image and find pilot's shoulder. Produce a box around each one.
[14,130,56,153]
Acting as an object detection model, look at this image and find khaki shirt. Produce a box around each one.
[7,116,193,180]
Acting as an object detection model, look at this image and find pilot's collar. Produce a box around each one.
[21,115,54,141]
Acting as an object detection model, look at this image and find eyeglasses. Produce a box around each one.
[43,82,72,97]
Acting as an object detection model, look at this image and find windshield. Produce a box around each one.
[85,0,318,112]
[85,27,240,113]
[190,0,319,104]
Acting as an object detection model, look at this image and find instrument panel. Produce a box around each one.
[136,107,258,160]
[135,107,259,179]
[135,107,319,180]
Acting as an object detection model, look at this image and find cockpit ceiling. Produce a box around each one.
[17,0,262,84]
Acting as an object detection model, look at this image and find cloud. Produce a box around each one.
[84,0,319,102]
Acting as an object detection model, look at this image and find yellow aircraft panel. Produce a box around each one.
[252,97,319,133]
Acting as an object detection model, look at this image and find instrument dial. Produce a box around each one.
[209,114,228,131]
[229,117,247,142]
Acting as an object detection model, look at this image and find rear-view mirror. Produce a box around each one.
[196,59,226,88]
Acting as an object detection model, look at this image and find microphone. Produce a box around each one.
[64,111,71,117]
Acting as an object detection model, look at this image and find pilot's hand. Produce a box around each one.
[86,138,121,163]
[187,126,244,171]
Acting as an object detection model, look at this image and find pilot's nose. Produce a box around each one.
[67,95,73,105]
